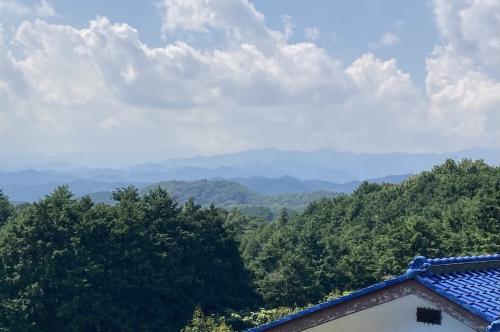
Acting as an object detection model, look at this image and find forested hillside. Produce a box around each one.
[88,179,339,219]
[0,160,498,331]
[230,174,410,195]
[240,159,500,308]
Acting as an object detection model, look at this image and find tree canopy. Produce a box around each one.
[241,159,500,308]
[0,186,255,331]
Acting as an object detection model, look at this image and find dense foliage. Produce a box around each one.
[0,160,498,331]
[0,187,255,331]
[241,160,500,308]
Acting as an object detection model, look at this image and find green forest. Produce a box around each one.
[88,179,339,220]
[0,159,498,331]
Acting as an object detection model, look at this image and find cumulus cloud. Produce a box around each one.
[433,0,500,71]
[426,0,500,142]
[162,0,217,32]
[347,54,416,99]
[14,19,106,106]
[426,45,500,138]
[0,28,27,106]
[12,16,352,110]
[160,0,282,51]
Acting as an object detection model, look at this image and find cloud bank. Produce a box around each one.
[0,0,499,166]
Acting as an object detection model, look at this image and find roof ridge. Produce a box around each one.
[407,254,500,274]
[427,254,500,265]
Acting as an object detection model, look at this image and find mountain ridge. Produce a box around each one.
[1,148,498,202]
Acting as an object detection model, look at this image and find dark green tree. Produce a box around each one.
[0,190,13,226]
[0,187,257,331]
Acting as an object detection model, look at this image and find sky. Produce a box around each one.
[0,0,499,167]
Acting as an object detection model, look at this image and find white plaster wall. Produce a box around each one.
[306,294,477,332]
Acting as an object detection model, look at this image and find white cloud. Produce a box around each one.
[14,19,106,106]
[0,28,27,105]
[433,0,500,71]
[0,0,56,18]
[0,0,30,15]
[347,53,416,99]
[281,15,295,40]
[12,16,352,110]
[425,0,500,142]
[305,27,320,41]
[373,19,403,48]
[426,46,500,138]
[161,0,217,33]
[344,54,427,145]
[380,32,399,46]
[160,0,281,51]
[35,0,56,17]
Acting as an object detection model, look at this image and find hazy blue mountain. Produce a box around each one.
[1,148,498,193]
[1,180,146,203]
[0,170,76,185]
[161,147,500,181]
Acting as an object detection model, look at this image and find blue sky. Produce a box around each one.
[254,0,438,85]
[0,0,499,166]
[52,0,438,85]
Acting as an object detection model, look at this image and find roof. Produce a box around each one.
[248,254,500,332]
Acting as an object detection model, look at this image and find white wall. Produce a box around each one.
[306,294,477,332]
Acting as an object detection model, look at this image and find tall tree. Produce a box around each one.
[0,190,13,226]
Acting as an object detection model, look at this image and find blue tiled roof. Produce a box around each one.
[248,254,500,332]
[416,255,500,324]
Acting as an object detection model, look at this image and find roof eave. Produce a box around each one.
[247,273,414,332]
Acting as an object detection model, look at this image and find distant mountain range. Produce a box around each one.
[0,180,147,203]
[6,147,498,182]
[0,172,410,203]
[157,147,500,181]
[0,147,498,202]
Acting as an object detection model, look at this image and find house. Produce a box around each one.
[248,254,500,332]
